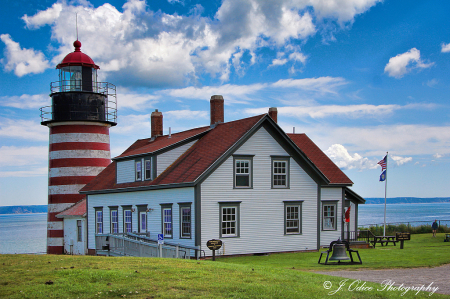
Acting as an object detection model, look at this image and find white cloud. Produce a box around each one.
[22,3,63,29]
[391,155,412,166]
[0,34,51,77]
[325,144,376,170]
[0,168,48,178]
[0,94,50,109]
[425,79,438,88]
[117,90,160,110]
[20,0,380,87]
[272,77,347,94]
[384,48,434,78]
[270,58,288,67]
[0,119,48,141]
[441,43,450,53]
[433,153,443,159]
[0,146,48,167]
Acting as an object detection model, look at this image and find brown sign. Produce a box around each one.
[396,232,411,241]
[206,239,222,251]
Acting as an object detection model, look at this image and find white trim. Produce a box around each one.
[49,167,105,177]
[49,184,86,195]
[50,150,111,159]
[47,237,64,246]
[48,203,74,213]
[47,121,111,127]
[50,133,110,144]
[47,222,63,230]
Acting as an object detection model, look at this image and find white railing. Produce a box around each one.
[95,233,202,259]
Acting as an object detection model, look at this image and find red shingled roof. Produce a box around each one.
[80,115,265,192]
[287,133,353,185]
[56,198,87,217]
[116,126,211,159]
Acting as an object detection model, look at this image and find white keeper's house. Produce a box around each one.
[79,96,365,257]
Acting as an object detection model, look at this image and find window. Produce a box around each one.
[179,204,191,238]
[95,209,103,234]
[123,208,132,233]
[110,209,118,234]
[77,220,82,242]
[139,212,147,232]
[145,159,152,180]
[323,203,337,231]
[233,156,253,188]
[219,202,240,238]
[135,161,142,181]
[161,204,173,238]
[284,201,302,234]
[272,157,290,188]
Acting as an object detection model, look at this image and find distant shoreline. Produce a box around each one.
[1,198,449,214]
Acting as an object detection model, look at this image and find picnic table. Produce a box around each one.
[372,235,397,248]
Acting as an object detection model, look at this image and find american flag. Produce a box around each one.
[377,155,387,171]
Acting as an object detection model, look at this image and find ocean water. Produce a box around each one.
[0,213,47,254]
[358,202,450,226]
[0,203,450,254]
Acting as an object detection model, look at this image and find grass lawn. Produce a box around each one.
[0,233,448,298]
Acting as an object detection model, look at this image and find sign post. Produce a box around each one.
[206,239,222,261]
[158,234,164,257]
[396,232,410,249]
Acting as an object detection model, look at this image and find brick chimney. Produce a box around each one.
[210,95,224,126]
[268,107,277,123]
[151,109,163,138]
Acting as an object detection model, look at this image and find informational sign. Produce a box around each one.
[206,239,222,261]
[395,232,411,241]
[158,233,164,245]
[206,239,222,250]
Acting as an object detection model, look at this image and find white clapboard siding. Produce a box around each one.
[157,140,197,176]
[320,187,343,246]
[117,160,135,184]
[201,127,318,256]
[87,187,195,250]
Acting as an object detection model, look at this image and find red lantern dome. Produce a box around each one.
[56,40,99,69]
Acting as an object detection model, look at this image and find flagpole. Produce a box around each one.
[384,152,388,236]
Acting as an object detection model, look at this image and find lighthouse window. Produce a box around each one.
[60,66,82,92]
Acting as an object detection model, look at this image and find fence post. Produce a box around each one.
[176,244,179,259]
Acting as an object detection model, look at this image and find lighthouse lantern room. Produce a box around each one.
[41,40,117,254]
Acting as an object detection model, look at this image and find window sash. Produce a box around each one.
[124,210,132,233]
[96,210,103,234]
[163,208,172,237]
[77,220,82,242]
[145,159,152,180]
[235,159,251,188]
[221,207,237,237]
[181,207,191,238]
[111,210,118,234]
[285,205,300,234]
[323,204,336,230]
[140,212,147,232]
[273,160,288,187]
[135,161,142,181]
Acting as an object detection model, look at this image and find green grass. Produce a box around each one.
[218,233,450,271]
[0,233,449,298]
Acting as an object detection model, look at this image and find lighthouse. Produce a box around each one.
[40,40,117,254]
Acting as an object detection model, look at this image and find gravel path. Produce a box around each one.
[315,264,450,296]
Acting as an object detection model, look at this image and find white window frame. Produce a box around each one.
[110,209,118,234]
[77,220,83,242]
[145,158,152,180]
[219,202,240,238]
[139,211,147,232]
[162,206,173,238]
[95,209,103,234]
[284,202,302,234]
[234,157,252,188]
[180,205,191,238]
[322,203,337,231]
[124,209,132,233]
[272,158,289,188]
[135,160,142,181]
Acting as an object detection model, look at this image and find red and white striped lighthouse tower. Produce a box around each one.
[41,40,117,254]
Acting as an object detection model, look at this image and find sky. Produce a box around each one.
[1,0,450,206]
